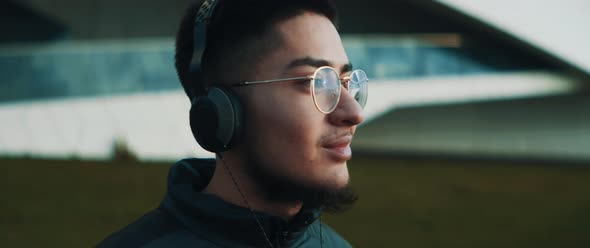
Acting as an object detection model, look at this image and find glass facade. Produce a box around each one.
[0,36,551,103]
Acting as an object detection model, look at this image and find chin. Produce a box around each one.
[322,164,350,190]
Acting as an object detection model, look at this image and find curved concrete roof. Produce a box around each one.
[437,0,590,76]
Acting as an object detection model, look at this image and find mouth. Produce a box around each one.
[322,135,353,161]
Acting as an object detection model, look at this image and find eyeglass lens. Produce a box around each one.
[348,70,368,108]
[312,67,368,113]
[313,67,341,113]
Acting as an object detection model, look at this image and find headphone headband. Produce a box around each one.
[189,0,221,97]
[196,0,220,23]
[189,0,242,153]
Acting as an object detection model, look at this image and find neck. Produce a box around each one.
[202,152,303,221]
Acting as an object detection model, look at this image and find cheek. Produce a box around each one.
[245,88,324,163]
[241,88,349,189]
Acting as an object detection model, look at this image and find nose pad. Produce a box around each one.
[343,79,350,91]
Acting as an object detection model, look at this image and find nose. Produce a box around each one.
[328,86,365,126]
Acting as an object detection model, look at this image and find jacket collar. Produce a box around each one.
[160,158,320,247]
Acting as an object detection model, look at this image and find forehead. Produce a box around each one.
[259,12,349,75]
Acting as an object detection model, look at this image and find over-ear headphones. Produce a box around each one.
[190,87,242,153]
[188,0,243,153]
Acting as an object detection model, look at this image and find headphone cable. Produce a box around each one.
[218,153,275,248]
[218,153,324,248]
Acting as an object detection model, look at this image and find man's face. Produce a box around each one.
[237,12,364,198]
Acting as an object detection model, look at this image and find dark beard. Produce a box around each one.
[245,151,358,214]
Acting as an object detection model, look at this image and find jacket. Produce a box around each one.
[97,158,352,247]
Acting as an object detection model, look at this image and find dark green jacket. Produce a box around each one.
[97,158,352,247]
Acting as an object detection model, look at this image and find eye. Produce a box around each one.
[298,78,311,86]
[295,79,312,93]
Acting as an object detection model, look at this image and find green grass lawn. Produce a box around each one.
[1,157,589,247]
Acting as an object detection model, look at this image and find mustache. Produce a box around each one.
[319,128,355,145]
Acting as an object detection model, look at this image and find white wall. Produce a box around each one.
[0,90,213,161]
[353,93,590,162]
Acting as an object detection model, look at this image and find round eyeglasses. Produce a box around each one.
[231,66,368,114]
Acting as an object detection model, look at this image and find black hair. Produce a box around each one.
[174,0,338,100]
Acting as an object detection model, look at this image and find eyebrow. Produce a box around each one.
[285,57,353,74]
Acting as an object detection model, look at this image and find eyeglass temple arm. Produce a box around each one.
[231,76,313,87]
[229,74,364,88]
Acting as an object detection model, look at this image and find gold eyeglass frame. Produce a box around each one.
[230,66,366,114]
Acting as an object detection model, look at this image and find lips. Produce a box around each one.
[323,136,352,149]
[323,135,353,161]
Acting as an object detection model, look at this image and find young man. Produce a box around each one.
[98,0,367,247]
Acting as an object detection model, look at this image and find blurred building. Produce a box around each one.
[0,0,588,162]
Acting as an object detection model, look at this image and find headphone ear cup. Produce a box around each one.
[189,87,243,153]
